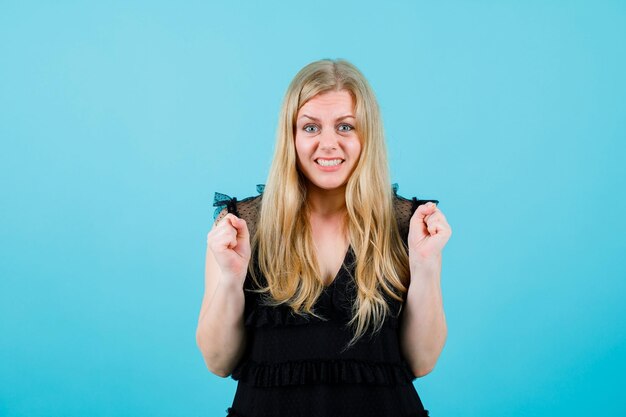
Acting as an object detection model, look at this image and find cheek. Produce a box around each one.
[294,136,308,161]
[349,138,362,159]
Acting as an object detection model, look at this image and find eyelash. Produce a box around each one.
[303,123,354,133]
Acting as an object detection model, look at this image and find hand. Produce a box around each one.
[206,213,252,286]
[408,202,452,266]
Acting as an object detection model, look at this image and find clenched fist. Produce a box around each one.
[206,213,252,288]
[408,202,452,267]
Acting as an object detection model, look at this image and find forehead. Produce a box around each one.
[297,90,355,119]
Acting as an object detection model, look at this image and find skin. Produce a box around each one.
[196,213,249,377]
[197,88,452,378]
[401,201,451,377]
[294,89,361,285]
[294,89,361,216]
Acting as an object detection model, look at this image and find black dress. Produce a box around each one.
[212,184,439,417]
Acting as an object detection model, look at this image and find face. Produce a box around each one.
[294,89,362,192]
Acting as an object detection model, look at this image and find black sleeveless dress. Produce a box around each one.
[212,184,439,417]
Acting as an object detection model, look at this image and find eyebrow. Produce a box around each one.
[298,114,355,122]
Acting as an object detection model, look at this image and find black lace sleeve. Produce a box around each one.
[212,184,265,237]
[391,183,439,244]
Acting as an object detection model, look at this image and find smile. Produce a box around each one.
[315,159,344,167]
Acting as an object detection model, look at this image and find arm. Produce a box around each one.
[399,201,451,377]
[399,255,447,377]
[195,210,249,377]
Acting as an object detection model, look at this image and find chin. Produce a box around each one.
[309,179,348,191]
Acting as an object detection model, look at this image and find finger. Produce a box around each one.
[220,213,237,226]
[219,214,242,234]
[208,224,238,251]
[425,210,444,224]
[419,202,438,213]
[427,220,452,237]
[228,216,250,240]
[412,202,438,223]
[226,228,238,249]
[427,221,441,236]
[216,213,235,227]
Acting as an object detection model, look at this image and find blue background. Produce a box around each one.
[1,1,625,416]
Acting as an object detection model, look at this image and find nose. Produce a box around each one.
[319,129,338,151]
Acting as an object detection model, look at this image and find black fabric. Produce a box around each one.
[212,185,437,417]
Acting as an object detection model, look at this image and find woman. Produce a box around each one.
[196,58,452,417]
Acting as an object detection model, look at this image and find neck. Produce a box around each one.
[305,182,347,217]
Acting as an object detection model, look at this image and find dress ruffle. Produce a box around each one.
[225,408,244,417]
[231,358,417,387]
[227,407,429,417]
[227,408,430,417]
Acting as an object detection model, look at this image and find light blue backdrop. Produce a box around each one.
[1,1,624,416]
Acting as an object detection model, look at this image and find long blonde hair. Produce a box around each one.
[250,58,410,350]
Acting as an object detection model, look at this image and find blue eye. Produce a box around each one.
[302,123,354,133]
[338,123,354,132]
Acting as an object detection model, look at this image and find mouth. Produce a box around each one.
[315,158,344,167]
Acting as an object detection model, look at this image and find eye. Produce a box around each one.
[303,124,318,133]
[338,123,354,132]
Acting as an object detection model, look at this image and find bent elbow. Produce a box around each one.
[413,363,436,378]
[199,354,232,378]
[208,365,232,378]
[196,332,231,378]
[200,354,233,378]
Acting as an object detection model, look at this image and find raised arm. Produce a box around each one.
[399,201,451,377]
[195,209,250,377]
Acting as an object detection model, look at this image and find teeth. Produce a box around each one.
[316,159,343,167]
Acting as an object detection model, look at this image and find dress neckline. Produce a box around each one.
[322,245,353,289]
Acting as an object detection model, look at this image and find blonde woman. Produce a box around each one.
[197,58,451,417]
